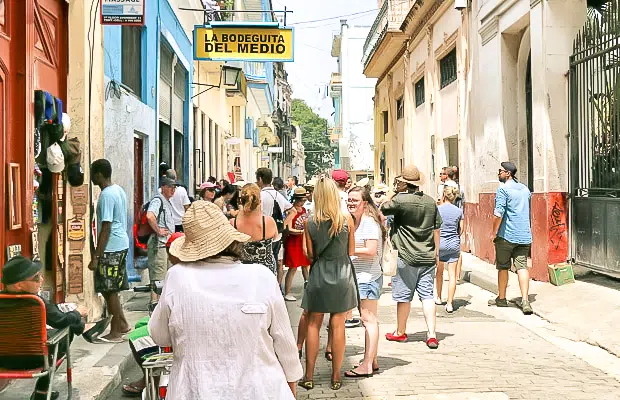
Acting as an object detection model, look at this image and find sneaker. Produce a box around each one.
[517,299,533,315]
[385,332,408,342]
[345,319,361,328]
[488,296,508,307]
[31,392,59,400]
[284,294,297,301]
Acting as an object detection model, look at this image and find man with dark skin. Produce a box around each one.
[89,159,131,341]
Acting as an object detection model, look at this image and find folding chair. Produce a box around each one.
[0,294,72,400]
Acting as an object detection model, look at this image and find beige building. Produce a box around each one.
[364,0,596,280]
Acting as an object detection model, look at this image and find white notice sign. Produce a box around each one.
[101,0,145,25]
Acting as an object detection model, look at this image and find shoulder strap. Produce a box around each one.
[262,216,266,240]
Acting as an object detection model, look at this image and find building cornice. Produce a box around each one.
[479,16,499,46]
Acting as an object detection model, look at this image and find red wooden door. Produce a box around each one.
[0,0,9,278]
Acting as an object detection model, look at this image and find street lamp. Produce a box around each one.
[261,138,270,153]
[222,66,242,87]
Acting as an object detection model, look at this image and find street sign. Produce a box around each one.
[100,0,145,25]
[194,24,294,62]
[268,147,283,153]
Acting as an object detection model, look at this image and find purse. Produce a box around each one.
[382,235,399,277]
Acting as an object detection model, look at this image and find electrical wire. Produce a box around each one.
[105,79,122,101]
[294,12,379,30]
[289,9,377,26]
[87,0,99,254]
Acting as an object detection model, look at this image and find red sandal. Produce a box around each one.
[426,337,439,349]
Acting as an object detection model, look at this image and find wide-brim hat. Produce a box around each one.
[170,201,251,262]
[293,186,307,199]
[397,165,425,185]
[304,178,317,189]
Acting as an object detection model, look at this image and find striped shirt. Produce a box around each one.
[353,215,383,284]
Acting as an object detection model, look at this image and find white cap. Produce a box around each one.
[47,143,65,173]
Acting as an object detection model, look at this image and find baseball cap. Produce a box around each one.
[200,181,217,190]
[47,143,65,173]
[160,177,176,188]
[332,169,348,183]
[501,162,518,180]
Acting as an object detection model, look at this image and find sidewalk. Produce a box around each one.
[460,252,620,358]
[0,292,149,400]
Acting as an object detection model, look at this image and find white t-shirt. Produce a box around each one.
[339,190,349,214]
[353,215,383,284]
[260,187,293,242]
[169,186,191,226]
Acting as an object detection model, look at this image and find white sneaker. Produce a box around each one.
[284,294,297,302]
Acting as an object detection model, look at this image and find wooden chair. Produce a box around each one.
[0,294,72,400]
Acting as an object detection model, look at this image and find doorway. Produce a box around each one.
[525,52,534,192]
[133,136,144,222]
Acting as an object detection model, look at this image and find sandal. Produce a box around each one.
[121,383,144,397]
[344,368,373,378]
[357,359,379,372]
[445,303,454,313]
[330,380,342,390]
[298,379,314,390]
[426,337,439,349]
[324,351,333,361]
[298,349,302,359]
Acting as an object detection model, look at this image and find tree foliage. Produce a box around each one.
[291,99,332,178]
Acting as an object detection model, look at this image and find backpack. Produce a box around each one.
[266,190,285,233]
[136,196,164,245]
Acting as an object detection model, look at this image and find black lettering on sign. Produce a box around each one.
[205,42,214,52]
[222,34,229,42]
[238,43,249,53]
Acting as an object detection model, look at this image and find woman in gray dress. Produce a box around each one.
[299,177,358,391]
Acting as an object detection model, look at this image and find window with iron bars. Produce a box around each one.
[439,48,457,89]
[415,78,425,108]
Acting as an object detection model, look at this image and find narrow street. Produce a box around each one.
[107,273,620,400]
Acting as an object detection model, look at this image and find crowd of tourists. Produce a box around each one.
[0,159,534,400]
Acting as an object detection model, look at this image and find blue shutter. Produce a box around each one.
[245,118,254,140]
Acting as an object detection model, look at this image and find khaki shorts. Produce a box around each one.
[147,236,170,282]
[494,237,531,271]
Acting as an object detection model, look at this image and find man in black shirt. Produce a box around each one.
[0,256,90,400]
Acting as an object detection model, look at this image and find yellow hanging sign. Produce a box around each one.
[194,25,294,62]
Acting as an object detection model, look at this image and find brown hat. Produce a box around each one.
[397,165,424,185]
[293,186,307,199]
[169,201,251,262]
[61,137,82,165]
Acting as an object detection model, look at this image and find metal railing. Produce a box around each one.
[362,0,411,67]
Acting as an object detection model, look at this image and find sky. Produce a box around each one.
[273,0,378,121]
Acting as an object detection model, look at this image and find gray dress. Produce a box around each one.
[301,219,359,313]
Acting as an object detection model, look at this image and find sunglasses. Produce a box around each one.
[206,188,216,192]
[498,169,508,174]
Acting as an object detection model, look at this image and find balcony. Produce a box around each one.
[362,0,412,78]
[329,72,342,97]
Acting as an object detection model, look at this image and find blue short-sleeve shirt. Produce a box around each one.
[97,184,129,252]
[494,180,532,244]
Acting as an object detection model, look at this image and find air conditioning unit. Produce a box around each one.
[455,0,467,10]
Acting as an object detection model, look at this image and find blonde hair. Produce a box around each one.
[239,183,261,212]
[443,186,459,204]
[312,177,346,237]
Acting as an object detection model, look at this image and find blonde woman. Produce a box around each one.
[299,177,358,391]
[230,183,278,275]
[435,186,464,313]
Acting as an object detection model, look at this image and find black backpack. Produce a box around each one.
[267,190,285,233]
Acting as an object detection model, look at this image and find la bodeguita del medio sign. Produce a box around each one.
[194,26,294,62]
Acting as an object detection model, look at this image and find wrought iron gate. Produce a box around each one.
[569,0,620,276]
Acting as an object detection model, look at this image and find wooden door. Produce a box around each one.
[0,0,9,274]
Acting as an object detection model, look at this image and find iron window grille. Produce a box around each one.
[396,97,404,120]
[415,78,425,108]
[440,48,457,89]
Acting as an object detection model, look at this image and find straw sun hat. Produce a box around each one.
[169,201,251,262]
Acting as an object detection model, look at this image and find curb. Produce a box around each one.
[93,345,137,400]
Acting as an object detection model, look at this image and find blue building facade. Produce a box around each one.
[103,0,192,274]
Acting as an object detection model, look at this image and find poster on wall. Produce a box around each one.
[100,0,145,26]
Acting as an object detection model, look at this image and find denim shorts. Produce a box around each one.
[391,258,435,302]
[358,276,383,300]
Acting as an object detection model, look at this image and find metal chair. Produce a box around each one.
[0,294,72,400]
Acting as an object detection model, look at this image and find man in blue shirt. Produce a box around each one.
[89,159,131,341]
[489,162,533,315]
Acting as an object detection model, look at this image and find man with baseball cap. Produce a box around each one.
[331,169,351,214]
[489,161,533,315]
[381,165,442,348]
[146,177,176,301]
[0,256,92,400]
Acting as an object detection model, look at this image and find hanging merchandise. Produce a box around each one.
[61,136,84,187]
[47,143,65,173]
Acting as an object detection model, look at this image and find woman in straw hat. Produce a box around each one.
[148,201,303,399]
[299,177,358,392]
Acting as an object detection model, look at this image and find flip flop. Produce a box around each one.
[121,383,144,397]
[356,360,379,371]
[344,369,373,378]
[324,351,333,361]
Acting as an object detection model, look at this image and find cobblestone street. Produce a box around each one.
[287,275,620,400]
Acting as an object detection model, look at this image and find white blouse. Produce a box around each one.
[148,258,303,399]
